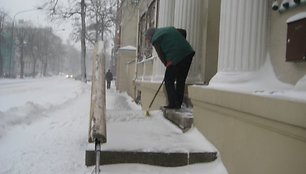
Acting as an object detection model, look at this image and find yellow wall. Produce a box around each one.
[270,2,306,84]
[190,86,306,174]
[116,49,136,93]
[135,81,167,110]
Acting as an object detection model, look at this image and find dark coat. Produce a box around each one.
[151,27,194,66]
[105,71,113,81]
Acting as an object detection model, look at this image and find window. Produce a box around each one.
[137,0,158,62]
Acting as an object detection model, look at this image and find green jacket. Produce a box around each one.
[151,27,195,65]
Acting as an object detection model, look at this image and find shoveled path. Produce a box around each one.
[86,86,224,169]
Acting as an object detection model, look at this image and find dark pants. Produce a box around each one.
[164,52,194,108]
[107,80,111,89]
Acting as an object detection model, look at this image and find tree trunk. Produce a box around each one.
[20,45,24,78]
[80,0,87,83]
[42,55,48,76]
[0,35,3,77]
[0,49,3,77]
[31,52,37,78]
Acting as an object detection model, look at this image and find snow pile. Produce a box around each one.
[0,77,91,174]
[0,102,46,138]
[0,77,86,138]
[209,58,306,102]
[295,75,306,91]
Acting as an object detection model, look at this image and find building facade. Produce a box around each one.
[114,0,306,173]
[114,0,139,95]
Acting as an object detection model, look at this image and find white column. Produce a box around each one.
[174,0,205,83]
[218,0,268,72]
[158,0,175,27]
[152,0,176,81]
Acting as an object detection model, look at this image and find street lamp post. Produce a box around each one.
[9,7,43,78]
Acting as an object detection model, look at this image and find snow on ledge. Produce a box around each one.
[295,75,306,91]
[287,12,306,23]
[208,58,306,103]
[118,45,137,51]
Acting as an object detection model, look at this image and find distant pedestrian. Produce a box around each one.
[105,69,113,89]
[145,26,195,109]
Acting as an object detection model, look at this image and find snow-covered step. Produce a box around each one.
[85,151,217,167]
[161,107,193,132]
[85,110,217,167]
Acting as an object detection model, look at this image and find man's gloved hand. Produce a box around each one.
[166,61,173,67]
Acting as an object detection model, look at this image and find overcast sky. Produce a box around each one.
[1,0,49,26]
[0,0,72,44]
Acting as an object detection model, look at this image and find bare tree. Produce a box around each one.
[64,43,81,75]
[86,0,116,44]
[46,0,88,83]
[45,0,117,82]
[15,22,31,78]
[80,0,87,82]
[48,31,64,75]
[25,27,39,77]
[39,28,53,77]
[1,6,69,79]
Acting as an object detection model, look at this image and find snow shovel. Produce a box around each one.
[145,80,165,116]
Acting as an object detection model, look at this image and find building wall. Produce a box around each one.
[190,1,306,174]
[135,0,221,110]
[135,81,167,110]
[115,0,139,93]
[120,0,139,47]
[203,0,221,84]
[190,86,306,174]
[117,1,306,173]
[0,32,13,76]
[126,60,136,98]
[116,49,136,93]
[270,1,306,84]
[135,0,168,108]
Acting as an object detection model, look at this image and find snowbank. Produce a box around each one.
[0,77,86,138]
[209,58,306,102]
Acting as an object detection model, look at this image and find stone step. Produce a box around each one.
[85,107,218,167]
[160,107,193,132]
[85,150,217,167]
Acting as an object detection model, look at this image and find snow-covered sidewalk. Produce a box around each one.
[101,87,217,153]
[0,77,227,174]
